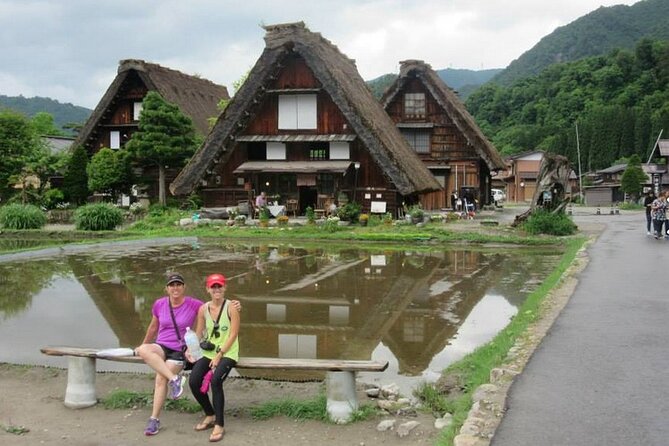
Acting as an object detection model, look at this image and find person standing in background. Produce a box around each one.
[644,190,655,236]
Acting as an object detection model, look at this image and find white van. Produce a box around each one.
[492,189,506,205]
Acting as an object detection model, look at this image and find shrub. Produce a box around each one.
[306,206,315,224]
[523,209,577,236]
[336,202,362,222]
[42,188,65,210]
[74,203,124,231]
[0,204,47,229]
[407,204,425,221]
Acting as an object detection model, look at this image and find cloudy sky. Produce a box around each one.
[1,0,640,109]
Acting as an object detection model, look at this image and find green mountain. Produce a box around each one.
[494,0,669,85]
[466,38,669,171]
[0,95,91,134]
[367,68,502,99]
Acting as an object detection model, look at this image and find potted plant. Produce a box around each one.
[306,206,316,225]
[383,212,393,225]
[336,202,361,222]
[277,215,289,226]
[358,213,369,226]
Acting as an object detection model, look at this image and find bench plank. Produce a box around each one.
[40,347,388,371]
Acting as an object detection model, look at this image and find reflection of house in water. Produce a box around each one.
[383,251,507,376]
[69,259,146,347]
[232,249,505,379]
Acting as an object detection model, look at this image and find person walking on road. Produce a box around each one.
[644,190,655,235]
[651,191,667,239]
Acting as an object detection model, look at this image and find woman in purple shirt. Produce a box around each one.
[135,273,202,436]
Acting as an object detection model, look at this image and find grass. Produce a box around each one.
[101,389,201,413]
[249,394,378,423]
[412,236,587,445]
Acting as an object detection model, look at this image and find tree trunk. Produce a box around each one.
[158,165,166,206]
[513,153,572,226]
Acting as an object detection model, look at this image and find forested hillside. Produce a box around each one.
[0,95,91,134]
[367,68,501,99]
[494,0,669,86]
[466,39,669,171]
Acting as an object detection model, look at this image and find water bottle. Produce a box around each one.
[184,327,203,361]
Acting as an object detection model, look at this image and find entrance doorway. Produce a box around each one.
[299,187,318,214]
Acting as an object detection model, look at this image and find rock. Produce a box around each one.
[381,383,400,399]
[179,218,193,226]
[396,421,420,438]
[397,397,411,405]
[366,388,380,398]
[453,434,487,446]
[490,367,517,383]
[472,384,498,403]
[376,419,396,432]
[434,413,453,430]
[378,400,400,411]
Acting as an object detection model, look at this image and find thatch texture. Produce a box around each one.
[381,59,505,171]
[74,59,229,149]
[171,22,441,196]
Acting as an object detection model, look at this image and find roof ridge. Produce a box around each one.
[118,59,220,87]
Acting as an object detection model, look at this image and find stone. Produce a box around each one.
[376,419,396,432]
[472,384,498,403]
[453,434,486,446]
[396,421,420,438]
[179,218,193,226]
[434,413,453,430]
[381,383,400,399]
[378,400,401,411]
[365,388,380,398]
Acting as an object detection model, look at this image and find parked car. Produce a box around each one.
[492,188,506,205]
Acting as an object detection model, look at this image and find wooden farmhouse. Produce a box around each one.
[170,22,440,216]
[381,60,505,210]
[73,59,229,200]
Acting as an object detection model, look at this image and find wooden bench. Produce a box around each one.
[41,346,388,423]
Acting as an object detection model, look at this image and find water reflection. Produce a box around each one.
[0,240,560,386]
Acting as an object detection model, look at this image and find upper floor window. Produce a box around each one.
[278,94,317,130]
[404,93,426,118]
[401,129,430,154]
[133,102,143,121]
[329,142,350,160]
[267,142,286,160]
[110,131,121,149]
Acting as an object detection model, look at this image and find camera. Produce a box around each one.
[200,340,215,351]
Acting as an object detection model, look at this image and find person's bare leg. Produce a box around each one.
[151,360,183,419]
[136,344,179,381]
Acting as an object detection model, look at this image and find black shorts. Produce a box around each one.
[158,344,185,362]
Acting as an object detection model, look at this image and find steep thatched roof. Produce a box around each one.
[381,59,506,171]
[171,22,441,196]
[74,59,229,148]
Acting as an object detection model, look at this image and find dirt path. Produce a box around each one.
[0,364,438,445]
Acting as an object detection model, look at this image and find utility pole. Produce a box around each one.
[576,122,583,199]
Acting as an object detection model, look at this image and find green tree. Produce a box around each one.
[63,145,90,205]
[87,148,132,202]
[620,154,646,202]
[0,110,45,201]
[30,112,65,136]
[126,92,198,205]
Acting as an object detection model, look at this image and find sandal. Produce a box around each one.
[209,428,225,442]
[194,419,216,431]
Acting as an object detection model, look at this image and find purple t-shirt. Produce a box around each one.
[152,296,203,351]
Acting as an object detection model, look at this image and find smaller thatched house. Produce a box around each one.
[170,22,440,216]
[73,59,229,200]
[381,60,505,210]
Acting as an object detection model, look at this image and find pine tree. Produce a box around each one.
[125,92,198,205]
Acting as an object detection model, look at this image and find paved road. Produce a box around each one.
[492,209,669,446]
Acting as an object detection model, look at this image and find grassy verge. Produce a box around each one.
[101,389,201,413]
[413,236,587,445]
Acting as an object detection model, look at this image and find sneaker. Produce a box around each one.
[144,417,160,436]
[647,231,651,236]
[169,374,186,399]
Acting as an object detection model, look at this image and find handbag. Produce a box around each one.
[167,298,195,371]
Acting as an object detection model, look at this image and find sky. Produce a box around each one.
[0,0,641,109]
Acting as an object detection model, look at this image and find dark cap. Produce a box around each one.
[166,273,185,286]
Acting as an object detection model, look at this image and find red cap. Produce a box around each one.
[206,273,226,288]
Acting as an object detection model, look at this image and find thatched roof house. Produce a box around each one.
[381,60,505,210]
[74,59,228,152]
[171,22,440,214]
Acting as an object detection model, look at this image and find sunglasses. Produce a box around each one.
[210,323,229,338]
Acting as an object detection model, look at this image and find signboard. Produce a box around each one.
[370,201,386,213]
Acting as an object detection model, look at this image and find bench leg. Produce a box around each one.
[326,371,358,424]
[64,357,97,409]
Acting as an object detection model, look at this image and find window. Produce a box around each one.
[404,93,426,117]
[317,174,335,195]
[278,94,317,129]
[267,142,286,160]
[400,129,430,154]
[247,142,266,160]
[110,131,120,149]
[329,142,350,159]
[133,102,143,121]
[309,142,328,160]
